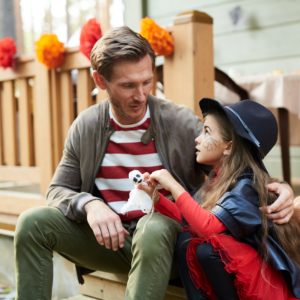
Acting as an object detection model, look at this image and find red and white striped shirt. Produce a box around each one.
[95,105,164,221]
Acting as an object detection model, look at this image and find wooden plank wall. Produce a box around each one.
[143,0,300,76]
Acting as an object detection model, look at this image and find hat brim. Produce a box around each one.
[199,98,269,173]
[200,98,257,145]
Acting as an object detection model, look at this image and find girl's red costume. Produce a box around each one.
[155,174,300,299]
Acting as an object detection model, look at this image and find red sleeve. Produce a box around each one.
[154,193,182,223]
[176,192,226,236]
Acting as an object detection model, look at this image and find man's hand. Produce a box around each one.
[85,200,129,251]
[261,182,294,224]
[294,196,300,221]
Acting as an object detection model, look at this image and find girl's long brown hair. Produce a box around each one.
[200,110,300,266]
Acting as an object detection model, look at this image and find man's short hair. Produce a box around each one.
[90,26,155,81]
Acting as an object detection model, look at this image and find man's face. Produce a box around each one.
[96,55,154,125]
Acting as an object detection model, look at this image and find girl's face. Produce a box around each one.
[195,114,232,168]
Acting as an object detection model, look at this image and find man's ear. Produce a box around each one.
[223,141,232,156]
[92,70,106,90]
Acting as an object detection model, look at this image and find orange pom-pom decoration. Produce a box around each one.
[80,18,102,59]
[0,37,17,68]
[35,34,65,69]
[140,17,174,56]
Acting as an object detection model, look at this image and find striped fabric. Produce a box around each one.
[95,105,164,221]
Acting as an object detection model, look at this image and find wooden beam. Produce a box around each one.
[0,192,45,216]
[0,57,35,81]
[33,63,56,194]
[0,192,44,232]
[18,78,35,166]
[0,213,18,231]
[59,71,75,141]
[0,166,40,183]
[2,81,18,165]
[59,48,91,71]
[50,70,63,167]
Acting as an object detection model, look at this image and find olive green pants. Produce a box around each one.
[14,207,181,300]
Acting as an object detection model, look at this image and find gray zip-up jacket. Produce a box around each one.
[47,95,205,222]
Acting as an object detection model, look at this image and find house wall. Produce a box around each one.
[139,0,300,76]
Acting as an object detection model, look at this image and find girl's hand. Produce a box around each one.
[150,169,185,201]
[137,172,160,203]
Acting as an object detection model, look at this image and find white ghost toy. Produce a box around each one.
[120,170,153,214]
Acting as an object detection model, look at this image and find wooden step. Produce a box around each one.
[62,295,98,300]
[0,191,45,233]
[0,213,18,233]
[80,271,187,300]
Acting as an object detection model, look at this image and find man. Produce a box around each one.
[14,26,295,300]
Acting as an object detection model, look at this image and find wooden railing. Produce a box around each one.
[0,11,214,229]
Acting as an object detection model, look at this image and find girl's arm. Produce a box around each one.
[154,194,182,222]
[149,169,226,236]
[137,171,183,222]
[175,192,226,236]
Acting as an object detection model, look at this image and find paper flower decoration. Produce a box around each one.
[0,37,17,68]
[35,34,65,69]
[140,17,174,56]
[80,18,102,59]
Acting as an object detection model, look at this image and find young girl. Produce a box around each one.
[140,99,300,300]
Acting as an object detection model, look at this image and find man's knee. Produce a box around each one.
[133,213,180,258]
[15,207,57,246]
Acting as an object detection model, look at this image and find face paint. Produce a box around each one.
[195,115,231,167]
[202,136,221,152]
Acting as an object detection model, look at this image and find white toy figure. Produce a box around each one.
[120,170,153,214]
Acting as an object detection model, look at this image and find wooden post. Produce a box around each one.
[164,10,214,118]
